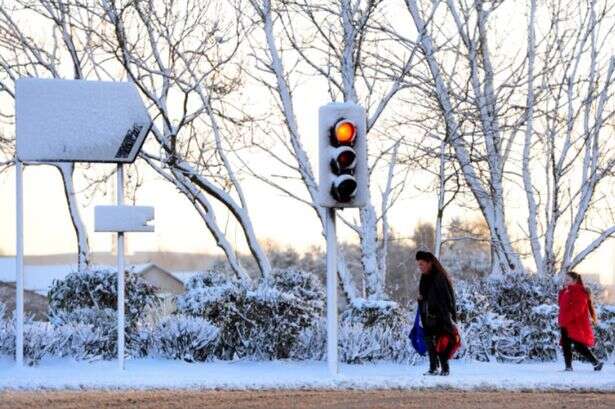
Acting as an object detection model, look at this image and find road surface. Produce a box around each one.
[1,390,613,409]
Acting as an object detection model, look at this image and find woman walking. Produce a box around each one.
[416,251,458,376]
[558,271,603,372]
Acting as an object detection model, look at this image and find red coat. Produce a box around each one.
[558,283,595,347]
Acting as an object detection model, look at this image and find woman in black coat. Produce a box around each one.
[416,250,457,376]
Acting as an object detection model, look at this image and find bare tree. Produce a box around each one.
[89,0,271,280]
[0,0,106,271]
[402,0,527,276]
[245,0,416,300]
[522,0,615,275]
[401,0,615,276]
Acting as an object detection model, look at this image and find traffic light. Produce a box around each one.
[318,102,367,208]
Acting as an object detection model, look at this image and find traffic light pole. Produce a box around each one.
[326,207,338,376]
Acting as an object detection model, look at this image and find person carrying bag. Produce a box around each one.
[415,250,460,376]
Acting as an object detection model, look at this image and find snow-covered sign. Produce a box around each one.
[16,78,151,163]
[94,205,155,232]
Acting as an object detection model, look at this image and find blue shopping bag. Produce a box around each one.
[409,309,427,356]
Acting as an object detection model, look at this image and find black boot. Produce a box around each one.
[439,357,450,376]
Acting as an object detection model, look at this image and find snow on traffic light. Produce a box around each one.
[318,102,367,208]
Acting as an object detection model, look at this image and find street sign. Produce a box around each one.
[13,78,154,370]
[16,78,151,163]
[95,205,155,232]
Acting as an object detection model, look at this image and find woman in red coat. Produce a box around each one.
[558,271,603,371]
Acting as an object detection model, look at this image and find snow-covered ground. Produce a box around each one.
[0,358,613,391]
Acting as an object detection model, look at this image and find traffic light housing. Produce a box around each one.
[318,102,367,208]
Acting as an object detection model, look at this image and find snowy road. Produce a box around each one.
[1,358,614,391]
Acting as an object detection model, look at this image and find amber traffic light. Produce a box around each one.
[333,120,356,145]
[318,103,367,208]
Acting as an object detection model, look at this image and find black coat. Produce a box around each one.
[418,271,457,336]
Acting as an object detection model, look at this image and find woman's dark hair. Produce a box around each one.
[567,271,597,321]
[416,251,452,284]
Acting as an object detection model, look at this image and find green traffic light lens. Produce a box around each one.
[332,177,357,202]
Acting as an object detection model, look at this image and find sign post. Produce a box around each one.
[116,164,126,370]
[15,160,24,368]
[14,78,152,369]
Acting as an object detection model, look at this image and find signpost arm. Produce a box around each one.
[15,160,24,367]
[116,164,125,370]
[326,207,338,375]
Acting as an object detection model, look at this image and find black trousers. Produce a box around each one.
[425,334,453,372]
[561,328,598,368]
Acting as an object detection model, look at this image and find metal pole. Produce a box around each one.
[116,164,125,370]
[326,207,338,375]
[15,160,24,367]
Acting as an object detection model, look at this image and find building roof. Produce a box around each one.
[0,257,180,295]
[169,271,204,285]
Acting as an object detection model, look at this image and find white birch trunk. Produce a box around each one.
[56,163,90,272]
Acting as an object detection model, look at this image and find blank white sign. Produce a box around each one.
[16,78,151,163]
[95,205,155,232]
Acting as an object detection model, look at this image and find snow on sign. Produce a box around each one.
[15,78,151,163]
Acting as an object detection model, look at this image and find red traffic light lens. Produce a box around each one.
[337,150,355,169]
[335,120,356,145]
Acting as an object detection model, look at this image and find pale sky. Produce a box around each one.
[0,1,614,285]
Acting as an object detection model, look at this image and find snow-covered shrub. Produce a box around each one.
[0,317,59,366]
[48,267,158,325]
[52,308,118,360]
[456,280,523,362]
[338,299,416,364]
[524,303,559,361]
[0,302,12,359]
[23,322,58,365]
[290,317,326,360]
[152,315,219,362]
[176,270,246,358]
[47,268,157,360]
[456,274,614,363]
[594,305,615,360]
[177,269,324,360]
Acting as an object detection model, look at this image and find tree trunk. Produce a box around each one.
[56,163,90,272]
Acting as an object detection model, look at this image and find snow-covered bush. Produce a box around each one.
[52,308,118,360]
[0,317,59,366]
[176,269,324,360]
[176,270,246,358]
[47,268,158,360]
[0,303,13,359]
[152,315,219,362]
[338,299,416,364]
[594,305,615,360]
[48,267,158,325]
[456,274,614,363]
[290,318,326,360]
